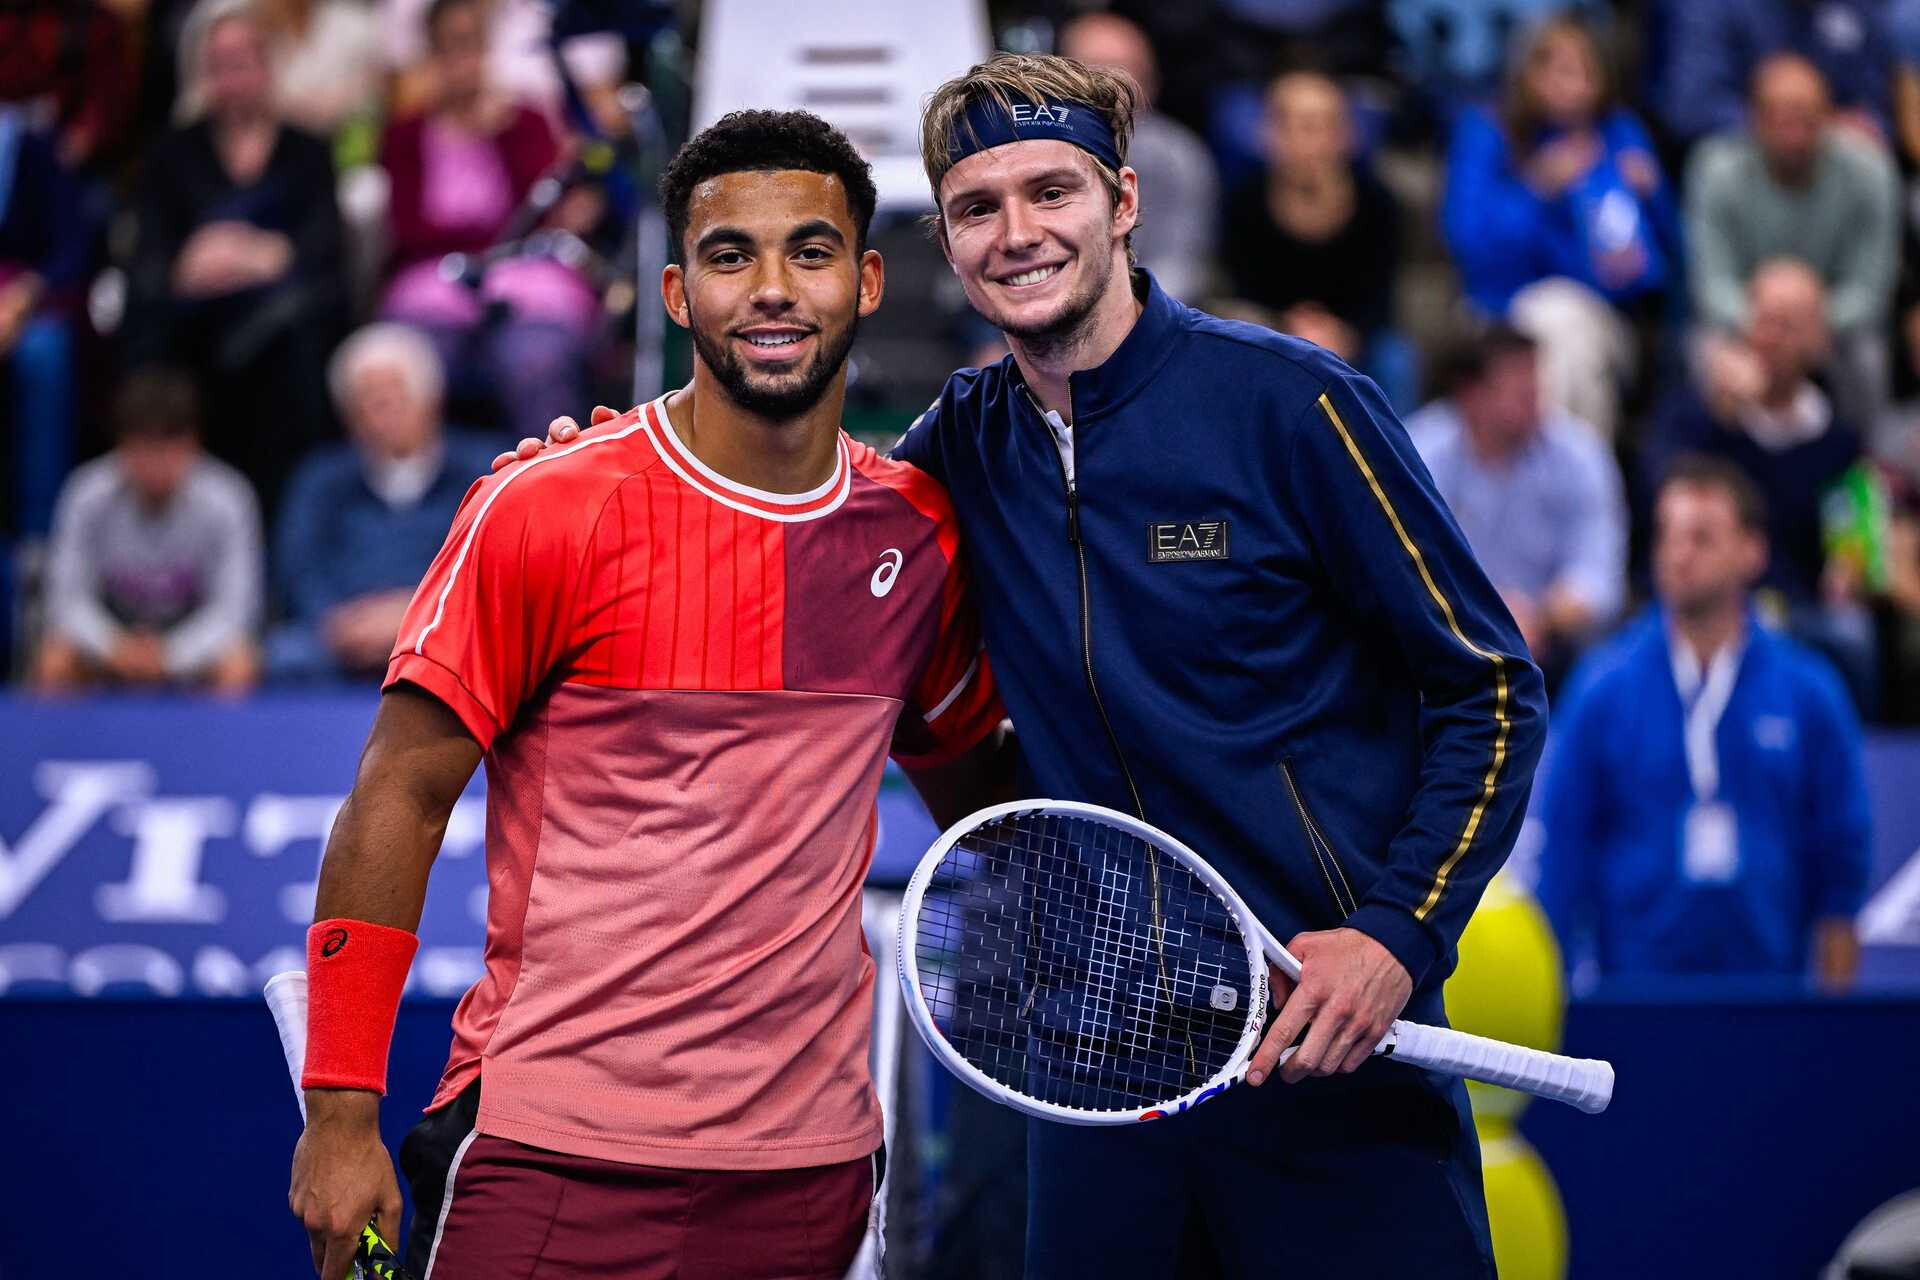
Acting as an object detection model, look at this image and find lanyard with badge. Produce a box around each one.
[1673,639,1742,884]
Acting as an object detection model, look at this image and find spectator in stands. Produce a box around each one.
[1059,13,1217,304]
[381,0,627,130]
[1893,0,1920,167]
[1,109,88,540]
[1649,259,1874,707]
[1869,310,1920,722]
[1656,0,1892,150]
[33,368,262,694]
[1686,54,1899,426]
[1385,0,1607,115]
[0,0,138,166]
[1212,0,1390,79]
[1653,262,1863,604]
[124,0,346,511]
[1880,460,1920,724]
[1222,69,1415,410]
[1538,455,1870,989]
[258,0,382,143]
[1442,14,1677,440]
[1406,324,1626,676]
[266,324,496,682]
[378,0,598,444]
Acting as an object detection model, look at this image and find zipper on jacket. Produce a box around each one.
[1280,759,1358,918]
[1028,389,1193,1069]
[1026,387,1145,820]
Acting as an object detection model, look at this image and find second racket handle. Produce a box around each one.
[1382,1020,1614,1114]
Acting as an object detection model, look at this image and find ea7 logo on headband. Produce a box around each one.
[1147,520,1230,563]
[1011,103,1071,126]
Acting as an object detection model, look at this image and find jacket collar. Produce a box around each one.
[1005,269,1186,423]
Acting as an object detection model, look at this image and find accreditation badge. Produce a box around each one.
[1681,800,1739,883]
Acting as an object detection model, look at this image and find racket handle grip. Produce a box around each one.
[1383,1020,1614,1114]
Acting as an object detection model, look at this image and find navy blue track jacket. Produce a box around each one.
[894,274,1548,995]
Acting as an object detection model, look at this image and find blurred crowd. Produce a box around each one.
[5,1,1917,981]
[4,0,651,689]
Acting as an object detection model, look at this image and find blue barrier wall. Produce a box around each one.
[2,993,1915,1278]
[3,694,940,999]
[7,694,1919,995]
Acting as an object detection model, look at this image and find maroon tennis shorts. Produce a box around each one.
[399,1080,879,1279]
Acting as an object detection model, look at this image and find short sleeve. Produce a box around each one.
[384,471,588,750]
[891,541,1004,768]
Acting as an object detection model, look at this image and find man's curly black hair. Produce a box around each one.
[659,110,879,264]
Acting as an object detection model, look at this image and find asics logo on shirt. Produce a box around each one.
[871,549,904,598]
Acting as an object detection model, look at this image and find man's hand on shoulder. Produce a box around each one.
[1246,926,1412,1086]
[490,405,620,472]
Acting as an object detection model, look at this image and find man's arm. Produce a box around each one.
[289,686,482,1280]
[1251,371,1548,1086]
[1546,426,1629,636]
[1825,144,1900,336]
[1683,143,1753,333]
[290,453,587,1279]
[42,467,122,662]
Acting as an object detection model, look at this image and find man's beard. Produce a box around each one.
[688,303,859,420]
[987,249,1114,357]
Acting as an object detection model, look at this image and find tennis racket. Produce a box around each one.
[265,971,414,1280]
[896,801,1614,1125]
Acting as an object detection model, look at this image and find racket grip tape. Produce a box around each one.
[357,1221,410,1279]
[1383,1020,1615,1114]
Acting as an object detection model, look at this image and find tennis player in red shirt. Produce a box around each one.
[287,110,1008,1280]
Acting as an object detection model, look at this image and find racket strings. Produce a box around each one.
[1137,832,1198,1080]
[913,813,1255,1112]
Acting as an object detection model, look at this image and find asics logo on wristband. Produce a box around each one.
[321,927,350,957]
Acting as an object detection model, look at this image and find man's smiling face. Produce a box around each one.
[669,168,881,419]
[937,139,1136,343]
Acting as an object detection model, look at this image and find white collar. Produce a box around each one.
[1738,383,1830,453]
[364,442,444,510]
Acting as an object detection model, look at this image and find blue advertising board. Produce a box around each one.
[1,694,942,998]
[4,695,1919,997]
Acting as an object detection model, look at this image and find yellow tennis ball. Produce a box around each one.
[1479,1128,1569,1280]
[1444,875,1565,1123]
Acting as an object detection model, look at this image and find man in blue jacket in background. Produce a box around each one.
[522,55,1547,1278]
[1539,455,1869,988]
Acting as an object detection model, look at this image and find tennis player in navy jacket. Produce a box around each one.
[892,54,1546,1278]
[519,55,1547,1279]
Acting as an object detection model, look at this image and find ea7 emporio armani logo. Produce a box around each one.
[871,548,903,597]
[1147,520,1230,562]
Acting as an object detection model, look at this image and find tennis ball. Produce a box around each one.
[1444,874,1565,1124]
[1479,1128,1569,1280]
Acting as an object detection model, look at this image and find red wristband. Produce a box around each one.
[302,918,419,1094]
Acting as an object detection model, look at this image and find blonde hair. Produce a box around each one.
[919,52,1142,265]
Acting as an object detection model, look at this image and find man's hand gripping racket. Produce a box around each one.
[896,801,1614,1125]
[266,972,414,1280]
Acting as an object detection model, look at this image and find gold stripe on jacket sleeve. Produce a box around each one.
[1314,392,1512,921]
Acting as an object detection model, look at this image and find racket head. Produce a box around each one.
[896,800,1271,1126]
